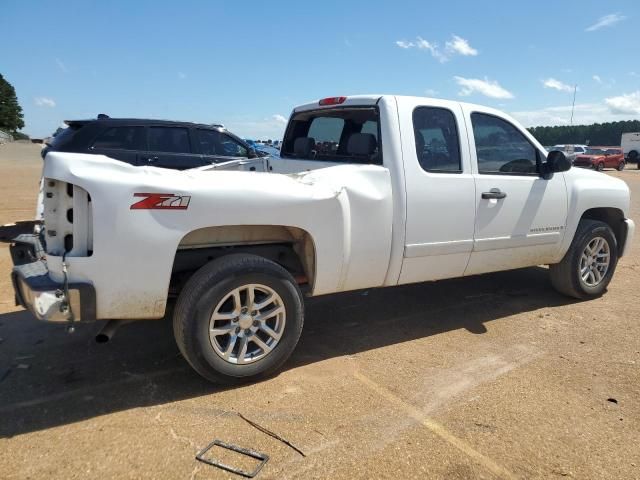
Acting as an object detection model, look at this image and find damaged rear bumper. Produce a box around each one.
[5,227,96,323]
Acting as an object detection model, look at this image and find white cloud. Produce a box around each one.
[225,115,289,140]
[454,76,514,99]
[512,98,640,128]
[586,13,626,32]
[543,78,575,93]
[605,91,640,115]
[445,35,478,56]
[272,114,288,124]
[34,97,56,108]
[424,88,439,96]
[592,75,602,84]
[394,37,446,62]
[178,72,187,79]
[395,40,414,49]
[55,58,68,73]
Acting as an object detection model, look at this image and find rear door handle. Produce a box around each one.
[481,189,507,200]
[144,156,159,163]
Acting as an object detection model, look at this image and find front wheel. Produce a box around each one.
[596,162,605,171]
[173,254,304,384]
[549,220,618,299]
[617,161,625,171]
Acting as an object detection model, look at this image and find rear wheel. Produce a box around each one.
[549,220,618,299]
[617,161,625,171]
[629,150,638,163]
[173,254,304,384]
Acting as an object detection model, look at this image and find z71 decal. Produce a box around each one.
[130,193,191,210]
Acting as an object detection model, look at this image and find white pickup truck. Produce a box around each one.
[5,95,635,383]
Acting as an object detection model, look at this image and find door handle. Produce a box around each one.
[145,156,159,163]
[481,189,507,200]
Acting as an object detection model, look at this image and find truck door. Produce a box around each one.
[464,108,568,275]
[397,98,477,284]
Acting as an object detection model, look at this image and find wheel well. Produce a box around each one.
[169,225,316,295]
[580,208,627,254]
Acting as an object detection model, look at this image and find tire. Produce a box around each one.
[617,161,625,171]
[549,220,618,299]
[596,162,604,171]
[629,150,638,162]
[173,253,304,384]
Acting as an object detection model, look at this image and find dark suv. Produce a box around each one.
[43,117,264,170]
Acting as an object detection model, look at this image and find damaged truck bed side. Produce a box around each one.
[6,95,635,383]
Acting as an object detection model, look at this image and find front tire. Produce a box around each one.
[617,161,625,171]
[596,162,605,171]
[550,220,618,299]
[173,254,304,384]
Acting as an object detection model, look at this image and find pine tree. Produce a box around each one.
[0,74,25,133]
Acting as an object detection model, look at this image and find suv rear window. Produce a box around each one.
[47,125,81,148]
[281,107,382,164]
[148,127,191,154]
[92,126,145,150]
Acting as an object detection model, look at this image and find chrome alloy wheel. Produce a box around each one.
[579,236,611,287]
[209,284,286,365]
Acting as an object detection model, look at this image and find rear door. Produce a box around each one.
[464,108,568,275]
[140,126,203,169]
[397,97,477,284]
[89,125,145,165]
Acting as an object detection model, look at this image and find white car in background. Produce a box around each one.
[549,144,589,163]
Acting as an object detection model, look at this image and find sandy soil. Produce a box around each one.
[0,142,638,479]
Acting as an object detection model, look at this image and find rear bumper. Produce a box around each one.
[621,219,635,257]
[9,235,96,323]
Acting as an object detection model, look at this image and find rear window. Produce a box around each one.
[92,126,145,150]
[281,107,382,164]
[148,127,191,154]
[47,125,81,148]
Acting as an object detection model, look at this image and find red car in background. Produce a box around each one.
[573,146,626,171]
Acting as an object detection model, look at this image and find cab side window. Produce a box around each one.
[471,113,538,175]
[412,107,461,173]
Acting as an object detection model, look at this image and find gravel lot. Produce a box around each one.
[0,142,638,479]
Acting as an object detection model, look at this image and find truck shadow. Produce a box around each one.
[0,266,577,437]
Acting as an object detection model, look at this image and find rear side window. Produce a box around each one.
[148,127,191,154]
[471,113,538,175]
[91,126,145,150]
[412,107,461,173]
[281,107,382,164]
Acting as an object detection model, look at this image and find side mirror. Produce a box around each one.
[542,150,571,179]
[247,148,257,159]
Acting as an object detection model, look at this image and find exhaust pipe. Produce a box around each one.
[96,320,123,343]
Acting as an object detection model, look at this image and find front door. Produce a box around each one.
[398,99,477,284]
[141,126,203,170]
[464,109,568,276]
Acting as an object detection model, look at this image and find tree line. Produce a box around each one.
[0,73,25,136]
[527,120,640,147]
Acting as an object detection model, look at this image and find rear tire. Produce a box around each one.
[629,150,638,163]
[549,220,618,299]
[173,254,304,384]
[617,161,625,171]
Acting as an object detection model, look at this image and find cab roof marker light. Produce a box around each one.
[319,97,347,106]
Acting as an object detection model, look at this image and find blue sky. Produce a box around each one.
[2,0,639,138]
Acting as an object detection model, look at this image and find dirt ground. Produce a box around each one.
[0,142,639,480]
